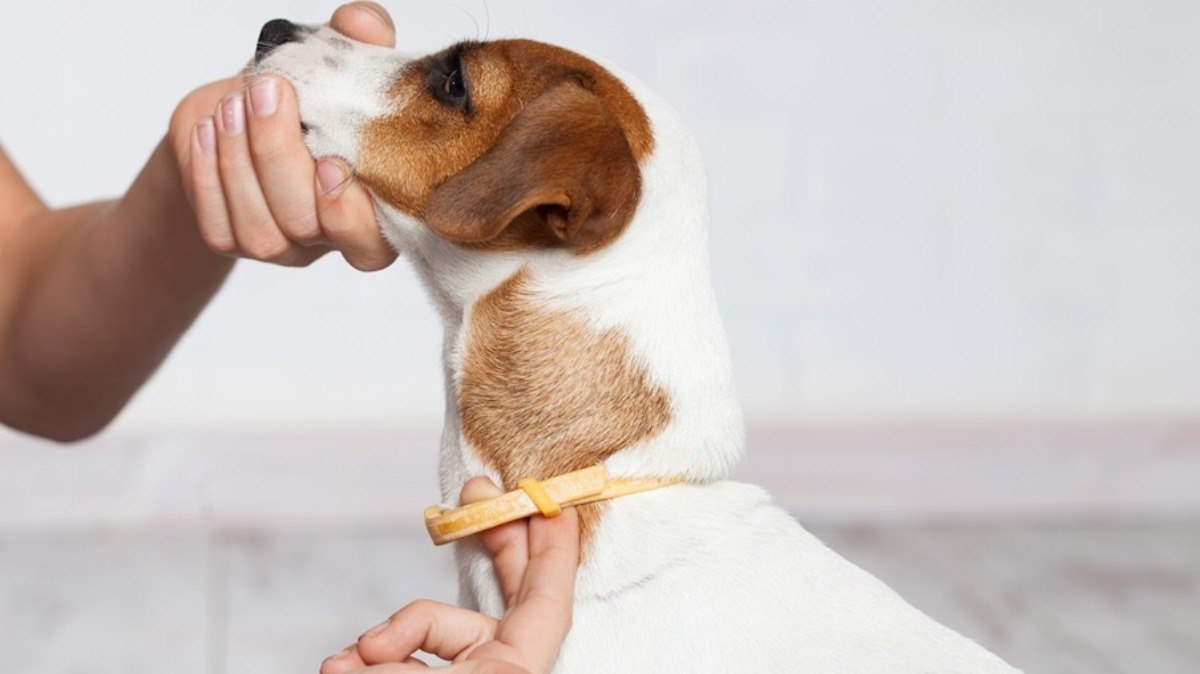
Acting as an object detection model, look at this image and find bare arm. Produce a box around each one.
[0,2,398,441]
[0,142,233,440]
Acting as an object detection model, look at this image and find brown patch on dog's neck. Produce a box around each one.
[458,269,672,554]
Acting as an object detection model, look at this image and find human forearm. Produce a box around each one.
[0,2,399,441]
[0,139,234,440]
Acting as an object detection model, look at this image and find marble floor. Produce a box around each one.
[2,519,1196,674]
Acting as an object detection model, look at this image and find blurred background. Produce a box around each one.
[2,1,1199,672]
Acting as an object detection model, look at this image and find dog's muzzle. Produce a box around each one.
[255,18,300,62]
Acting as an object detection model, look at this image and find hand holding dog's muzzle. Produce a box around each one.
[166,2,398,271]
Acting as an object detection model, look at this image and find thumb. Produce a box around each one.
[330,2,396,48]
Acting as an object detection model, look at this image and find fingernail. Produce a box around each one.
[195,117,216,155]
[360,620,388,639]
[220,93,245,135]
[249,77,279,117]
[351,2,394,30]
[316,159,349,195]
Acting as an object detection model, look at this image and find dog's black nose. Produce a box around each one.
[255,18,299,61]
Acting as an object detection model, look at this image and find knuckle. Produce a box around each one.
[278,212,322,244]
[320,217,353,242]
[258,244,293,263]
[294,231,325,247]
[317,203,354,234]
[243,232,291,261]
[168,100,195,141]
[201,230,238,256]
[386,598,437,626]
[404,598,437,615]
[168,117,188,148]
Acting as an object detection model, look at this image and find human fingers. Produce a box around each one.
[314,158,397,271]
[462,477,529,607]
[214,92,322,265]
[326,664,427,674]
[245,75,323,245]
[320,644,370,674]
[169,75,244,180]
[321,644,431,674]
[330,1,396,48]
[187,116,235,253]
[322,628,535,674]
[492,508,580,674]
[354,600,499,666]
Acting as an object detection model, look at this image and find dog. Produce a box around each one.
[252,19,1022,673]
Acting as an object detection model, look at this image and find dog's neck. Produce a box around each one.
[390,220,741,505]
[378,86,743,507]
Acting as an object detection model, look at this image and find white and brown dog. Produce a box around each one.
[253,19,1021,673]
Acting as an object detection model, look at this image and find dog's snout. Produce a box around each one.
[255,18,300,61]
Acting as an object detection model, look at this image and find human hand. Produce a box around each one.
[320,477,582,674]
[167,2,398,270]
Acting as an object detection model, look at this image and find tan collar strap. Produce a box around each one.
[424,465,682,546]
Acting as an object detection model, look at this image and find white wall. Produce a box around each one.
[2,0,1198,435]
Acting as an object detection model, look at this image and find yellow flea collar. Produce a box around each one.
[424,465,682,546]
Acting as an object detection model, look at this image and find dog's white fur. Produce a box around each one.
[257,26,1021,673]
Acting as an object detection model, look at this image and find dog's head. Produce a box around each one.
[252,20,679,263]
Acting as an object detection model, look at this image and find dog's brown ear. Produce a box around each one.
[424,83,641,254]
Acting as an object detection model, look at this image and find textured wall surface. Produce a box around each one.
[2,0,1198,433]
